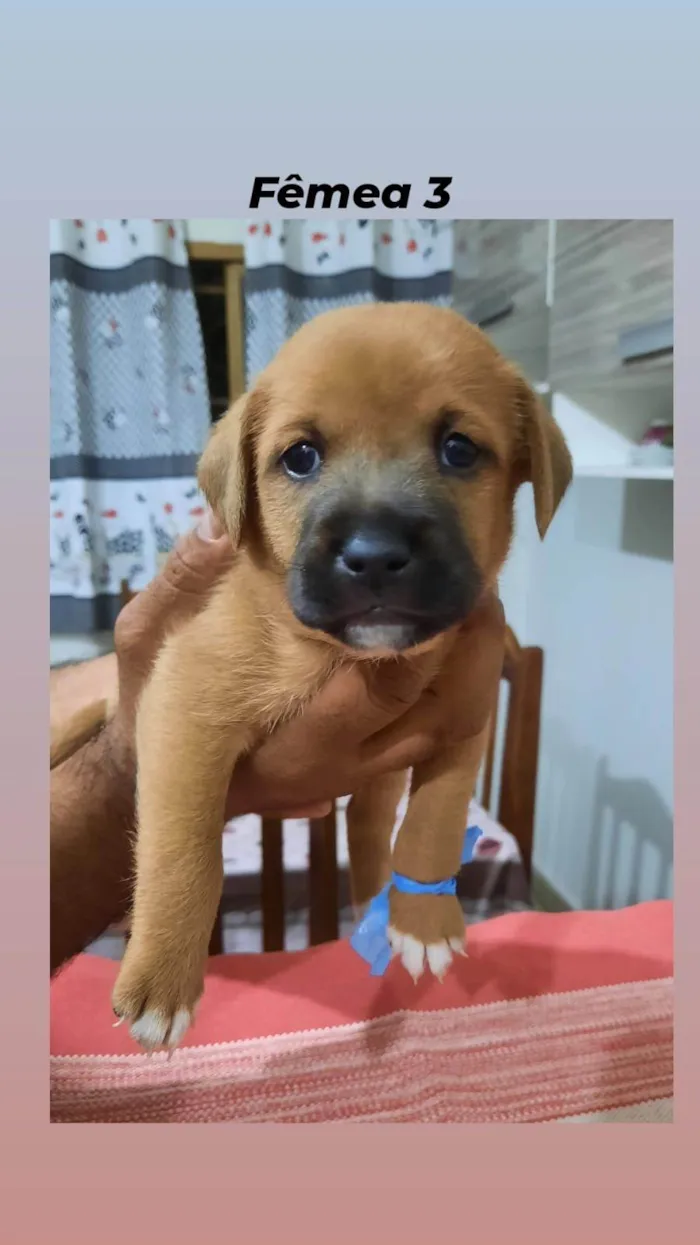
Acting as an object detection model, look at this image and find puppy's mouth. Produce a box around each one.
[339,607,432,654]
[290,600,465,654]
[287,499,482,653]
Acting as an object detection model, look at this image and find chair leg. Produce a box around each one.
[498,647,544,883]
[261,818,285,951]
[308,810,339,945]
[208,906,224,956]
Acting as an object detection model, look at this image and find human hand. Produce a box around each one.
[225,587,504,819]
[112,513,505,821]
[50,654,118,763]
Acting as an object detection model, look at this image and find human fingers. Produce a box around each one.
[114,512,234,722]
[224,657,430,814]
[359,595,506,773]
[115,511,232,656]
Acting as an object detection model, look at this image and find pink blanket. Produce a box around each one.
[51,900,673,1123]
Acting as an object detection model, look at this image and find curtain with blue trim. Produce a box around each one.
[50,219,211,633]
[244,219,454,383]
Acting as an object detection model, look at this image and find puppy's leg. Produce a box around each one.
[112,638,249,1051]
[388,726,489,982]
[346,770,407,915]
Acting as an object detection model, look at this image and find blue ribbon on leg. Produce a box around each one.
[349,824,483,976]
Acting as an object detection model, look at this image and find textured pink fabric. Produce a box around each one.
[50,901,673,1123]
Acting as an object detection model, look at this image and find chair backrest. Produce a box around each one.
[119,583,543,953]
[481,626,543,881]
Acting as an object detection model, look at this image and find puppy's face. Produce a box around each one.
[200,304,571,654]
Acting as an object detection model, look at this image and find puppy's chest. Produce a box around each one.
[213,567,457,734]
[241,629,338,733]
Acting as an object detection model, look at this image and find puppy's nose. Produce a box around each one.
[338,528,412,583]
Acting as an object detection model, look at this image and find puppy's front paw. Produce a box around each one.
[112,941,205,1052]
[388,891,466,983]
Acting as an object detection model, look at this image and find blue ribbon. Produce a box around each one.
[349,824,483,976]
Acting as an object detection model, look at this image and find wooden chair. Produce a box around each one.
[119,582,543,954]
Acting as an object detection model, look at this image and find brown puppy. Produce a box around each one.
[112,303,572,1050]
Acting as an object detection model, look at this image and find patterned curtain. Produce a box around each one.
[50,219,211,634]
[244,219,454,382]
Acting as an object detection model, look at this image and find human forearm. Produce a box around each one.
[50,654,118,728]
[50,722,135,975]
[50,655,118,769]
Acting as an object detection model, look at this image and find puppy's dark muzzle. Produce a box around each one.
[288,500,482,649]
[333,521,416,607]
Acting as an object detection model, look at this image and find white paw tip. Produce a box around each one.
[130,1006,192,1051]
[426,940,454,982]
[387,928,426,981]
[168,1006,194,1047]
[388,927,463,982]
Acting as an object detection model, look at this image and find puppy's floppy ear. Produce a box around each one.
[197,394,253,547]
[512,373,573,539]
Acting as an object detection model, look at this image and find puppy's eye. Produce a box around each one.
[440,431,481,471]
[280,441,322,480]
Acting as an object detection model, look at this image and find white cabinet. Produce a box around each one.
[550,220,672,389]
[452,221,550,387]
[549,220,673,479]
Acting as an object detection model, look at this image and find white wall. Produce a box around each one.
[500,478,673,910]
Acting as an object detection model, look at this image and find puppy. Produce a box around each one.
[111,302,572,1050]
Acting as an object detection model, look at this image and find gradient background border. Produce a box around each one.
[0,3,696,1242]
